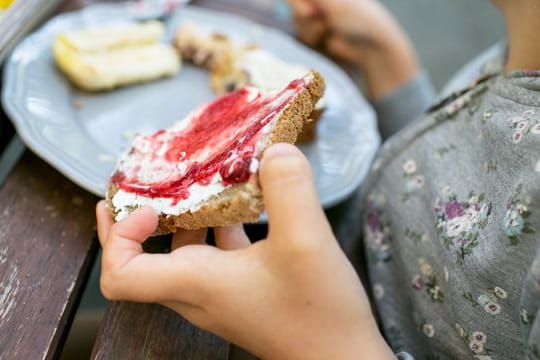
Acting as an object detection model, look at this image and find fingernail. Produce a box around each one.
[263,143,300,160]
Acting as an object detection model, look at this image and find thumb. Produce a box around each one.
[259,143,332,244]
[101,206,158,272]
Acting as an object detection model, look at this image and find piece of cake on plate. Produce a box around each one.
[53,21,181,91]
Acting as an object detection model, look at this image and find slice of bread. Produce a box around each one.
[107,71,325,234]
[174,24,325,142]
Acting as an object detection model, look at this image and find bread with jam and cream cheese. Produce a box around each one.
[106,71,325,234]
[174,24,325,143]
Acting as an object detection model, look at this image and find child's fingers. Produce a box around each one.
[172,229,207,250]
[101,245,220,304]
[214,225,251,250]
[101,206,158,273]
[96,200,114,246]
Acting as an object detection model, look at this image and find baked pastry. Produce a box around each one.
[53,21,180,91]
[107,71,325,234]
[174,24,326,142]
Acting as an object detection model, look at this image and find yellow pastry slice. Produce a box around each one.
[53,21,181,91]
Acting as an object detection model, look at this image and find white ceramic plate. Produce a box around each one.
[2,4,379,214]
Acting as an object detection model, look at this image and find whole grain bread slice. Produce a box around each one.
[107,71,325,234]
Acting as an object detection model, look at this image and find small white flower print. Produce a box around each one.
[455,323,466,338]
[493,287,507,299]
[513,131,523,144]
[477,294,492,306]
[471,331,487,344]
[511,116,523,124]
[446,216,473,238]
[428,285,443,302]
[510,110,539,142]
[456,325,493,357]
[423,324,435,338]
[402,160,425,201]
[466,206,481,224]
[521,308,531,324]
[412,260,444,302]
[516,120,530,131]
[420,263,433,277]
[442,185,452,196]
[403,160,417,174]
[373,283,384,300]
[522,109,535,119]
[469,341,484,354]
[483,110,492,121]
[484,302,502,315]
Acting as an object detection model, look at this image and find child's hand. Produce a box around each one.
[96,143,393,360]
[288,0,420,99]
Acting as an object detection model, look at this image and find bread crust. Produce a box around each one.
[107,71,325,234]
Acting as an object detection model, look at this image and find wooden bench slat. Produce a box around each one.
[0,151,99,359]
[91,302,230,360]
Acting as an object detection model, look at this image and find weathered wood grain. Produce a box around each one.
[91,302,230,360]
[0,151,99,360]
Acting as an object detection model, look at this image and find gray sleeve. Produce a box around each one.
[372,70,436,140]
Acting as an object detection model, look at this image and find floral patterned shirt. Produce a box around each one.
[362,54,540,359]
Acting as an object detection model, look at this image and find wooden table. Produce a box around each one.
[0,1,365,359]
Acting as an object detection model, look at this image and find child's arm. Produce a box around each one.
[97,143,395,360]
[288,0,420,100]
[288,0,435,139]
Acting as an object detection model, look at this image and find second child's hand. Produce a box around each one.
[288,0,420,99]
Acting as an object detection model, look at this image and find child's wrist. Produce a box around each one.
[357,33,420,100]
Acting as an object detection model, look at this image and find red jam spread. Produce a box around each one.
[110,76,311,204]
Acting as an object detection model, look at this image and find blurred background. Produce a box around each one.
[48,0,504,358]
[380,0,505,89]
